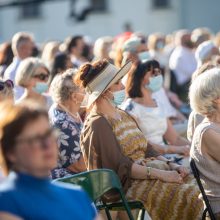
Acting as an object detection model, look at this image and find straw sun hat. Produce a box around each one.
[85,61,132,107]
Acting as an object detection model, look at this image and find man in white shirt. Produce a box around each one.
[4,32,34,100]
[169,30,197,101]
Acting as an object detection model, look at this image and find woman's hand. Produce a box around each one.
[158,170,183,184]
[176,145,190,156]
[175,166,190,178]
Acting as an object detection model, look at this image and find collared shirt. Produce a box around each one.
[4,57,24,100]
[169,46,197,85]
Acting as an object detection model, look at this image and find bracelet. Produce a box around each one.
[146,167,151,179]
[166,160,172,166]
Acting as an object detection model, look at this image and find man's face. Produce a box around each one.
[21,39,34,58]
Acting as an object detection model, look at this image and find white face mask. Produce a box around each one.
[145,75,163,93]
[80,94,89,108]
[138,51,151,62]
[32,82,48,94]
[112,89,126,106]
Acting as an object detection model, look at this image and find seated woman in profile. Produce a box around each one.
[120,60,189,161]
[74,59,204,220]
[49,69,86,179]
[0,101,97,220]
[189,68,220,219]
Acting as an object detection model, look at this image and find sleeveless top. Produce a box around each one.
[190,120,220,214]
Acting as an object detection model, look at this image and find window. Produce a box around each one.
[152,0,170,9]
[91,0,107,12]
[20,2,41,19]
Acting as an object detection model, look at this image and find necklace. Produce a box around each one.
[58,103,82,123]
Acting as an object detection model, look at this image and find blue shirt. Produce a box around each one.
[49,104,83,179]
[0,172,96,220]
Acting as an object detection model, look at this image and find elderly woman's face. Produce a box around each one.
[8,116,58,175]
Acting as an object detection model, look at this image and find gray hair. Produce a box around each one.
[11,32,33,56]
[93,36,113,59]
[15,57,48,87]
[189,67,220,116]
[50,69,78,104]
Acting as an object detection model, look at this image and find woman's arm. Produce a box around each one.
[149,141,190,156]
[67,155,87,173]
[131,163,183,183]
[164,119,190,145]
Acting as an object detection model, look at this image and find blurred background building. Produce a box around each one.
[0,0,220,42]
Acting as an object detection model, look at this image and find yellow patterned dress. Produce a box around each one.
[106,110,204,220]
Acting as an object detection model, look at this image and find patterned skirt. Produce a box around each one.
[126,162,204,220]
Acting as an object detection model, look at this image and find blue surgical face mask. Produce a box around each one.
[113,89,126,106]
[33,82,49,94]
[138,51,150,62]
[156,41,165,50]
[145,75,163,93]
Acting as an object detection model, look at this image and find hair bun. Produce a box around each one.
[74,59,109,88]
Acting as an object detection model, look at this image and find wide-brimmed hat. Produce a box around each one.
[85,61,132,107]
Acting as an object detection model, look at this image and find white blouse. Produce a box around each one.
[120,98,167,145]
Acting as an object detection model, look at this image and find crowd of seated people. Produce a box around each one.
[0,28,219,219]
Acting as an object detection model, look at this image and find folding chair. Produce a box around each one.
[55,169,146,220]
[190,158,216,220]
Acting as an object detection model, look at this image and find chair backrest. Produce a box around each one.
[190,158,216,220]
[55,169,123,202]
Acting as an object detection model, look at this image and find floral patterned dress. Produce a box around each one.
[49,104,82,179]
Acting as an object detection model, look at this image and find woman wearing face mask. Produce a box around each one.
[120,60,190,160]
[49,69,86,179]
[15,57,52,108]
[75,59,203,220]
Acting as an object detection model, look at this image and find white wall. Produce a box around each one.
[0,0,212,44]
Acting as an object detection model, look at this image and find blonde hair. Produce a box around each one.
[15,57,48,87]
[93,36,113,59]
[41,41,60,69]
[189,68,220,116]
[148,33,165,50]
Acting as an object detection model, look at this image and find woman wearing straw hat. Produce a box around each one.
[75,59,203,220]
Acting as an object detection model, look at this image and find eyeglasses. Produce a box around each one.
[0,79,14,91]
[16,128,59,150]
[33,73,49,81]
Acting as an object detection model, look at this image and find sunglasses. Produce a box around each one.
[16,128,59,150]
[0,79,14,91]
[33,73,49,81]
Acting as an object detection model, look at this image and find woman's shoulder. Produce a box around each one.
[49,104,66,122]
[120,98,136,112]
[84,112,109,129]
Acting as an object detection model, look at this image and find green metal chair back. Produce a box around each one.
[55,169,146,220]
[56,169,120,202]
